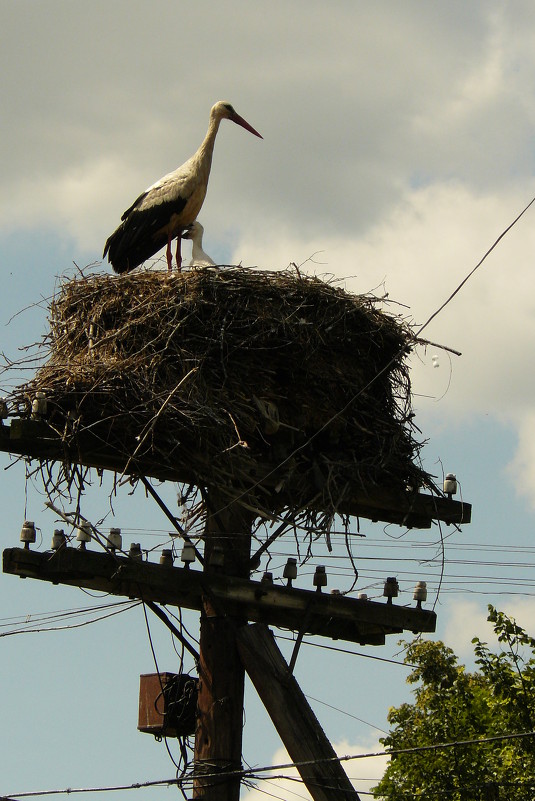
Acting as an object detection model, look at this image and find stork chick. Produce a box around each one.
[103,102,262,274]
[183,222,216,268]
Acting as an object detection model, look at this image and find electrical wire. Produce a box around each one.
[415,194,535,339]
[0,600,133,628]
[275,633,417,667]
[1,777,183,798]
[0,601,140,637]
[244,775,313,801]
[302,693,389,735]
[140,601,182,777]
[6,730,535,798]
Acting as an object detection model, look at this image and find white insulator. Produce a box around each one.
[313,565,327,590]
[51,529,66,550]
[261,571,273,584]
[358,592,368,601]
[160,549,174,567]
[283,557,297,585]
[181,543,196,566]
[413,581,428,605]
[31,392,47,418]
[383,576,399,599]
[443,473,457,496]
[20,521,36,545]
[107,528,122,551]
[129,543,142,560]
[76,522,92,543]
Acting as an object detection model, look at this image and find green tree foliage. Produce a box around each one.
[372,606,535,800]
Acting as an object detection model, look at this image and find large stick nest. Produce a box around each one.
[11,267,430,520]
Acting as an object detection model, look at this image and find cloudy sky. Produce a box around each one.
[2,1,535,799]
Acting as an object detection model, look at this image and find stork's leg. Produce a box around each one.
[175,236,182,272]
[166,235,173,271]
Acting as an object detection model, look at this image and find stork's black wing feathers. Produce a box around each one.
[103,194,188,274]
[121,190,148,221]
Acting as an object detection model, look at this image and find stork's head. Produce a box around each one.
[211,101,263,138]
[183,221,204,242]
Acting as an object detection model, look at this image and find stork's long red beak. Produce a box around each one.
[232,112,263,139]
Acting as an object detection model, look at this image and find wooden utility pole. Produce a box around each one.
[194,490,253,801]
[238,623,360,801]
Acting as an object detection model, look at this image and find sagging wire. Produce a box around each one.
[432,517,446,614]
[303,693,388,735]
[163,605,200,648]
[0,601,140,637]
[141,601,189,798]
[144,601,199,662]
[342,515,360,595]
[43,492,201,780]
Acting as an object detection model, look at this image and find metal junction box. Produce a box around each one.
[138,672,197,737]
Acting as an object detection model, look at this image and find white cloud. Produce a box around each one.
[442,597,535,666]
[442,600,494,658]
[507,412,535,510]
[500,597,535,631]
[241,737,389,801]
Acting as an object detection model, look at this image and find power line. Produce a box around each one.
[0,601,140,637]
[415,194,535,339]
[6,730,535,798]
[2,777,182,798]
[275,633,416,667]
[303,693,389,735]
[0,599,134,627]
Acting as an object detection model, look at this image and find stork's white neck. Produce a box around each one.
[195,112,223,166]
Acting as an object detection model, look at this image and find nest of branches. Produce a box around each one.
[10,267,430,521]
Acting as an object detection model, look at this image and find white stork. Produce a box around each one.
[183,222,216,267]
[103,101,262,274]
